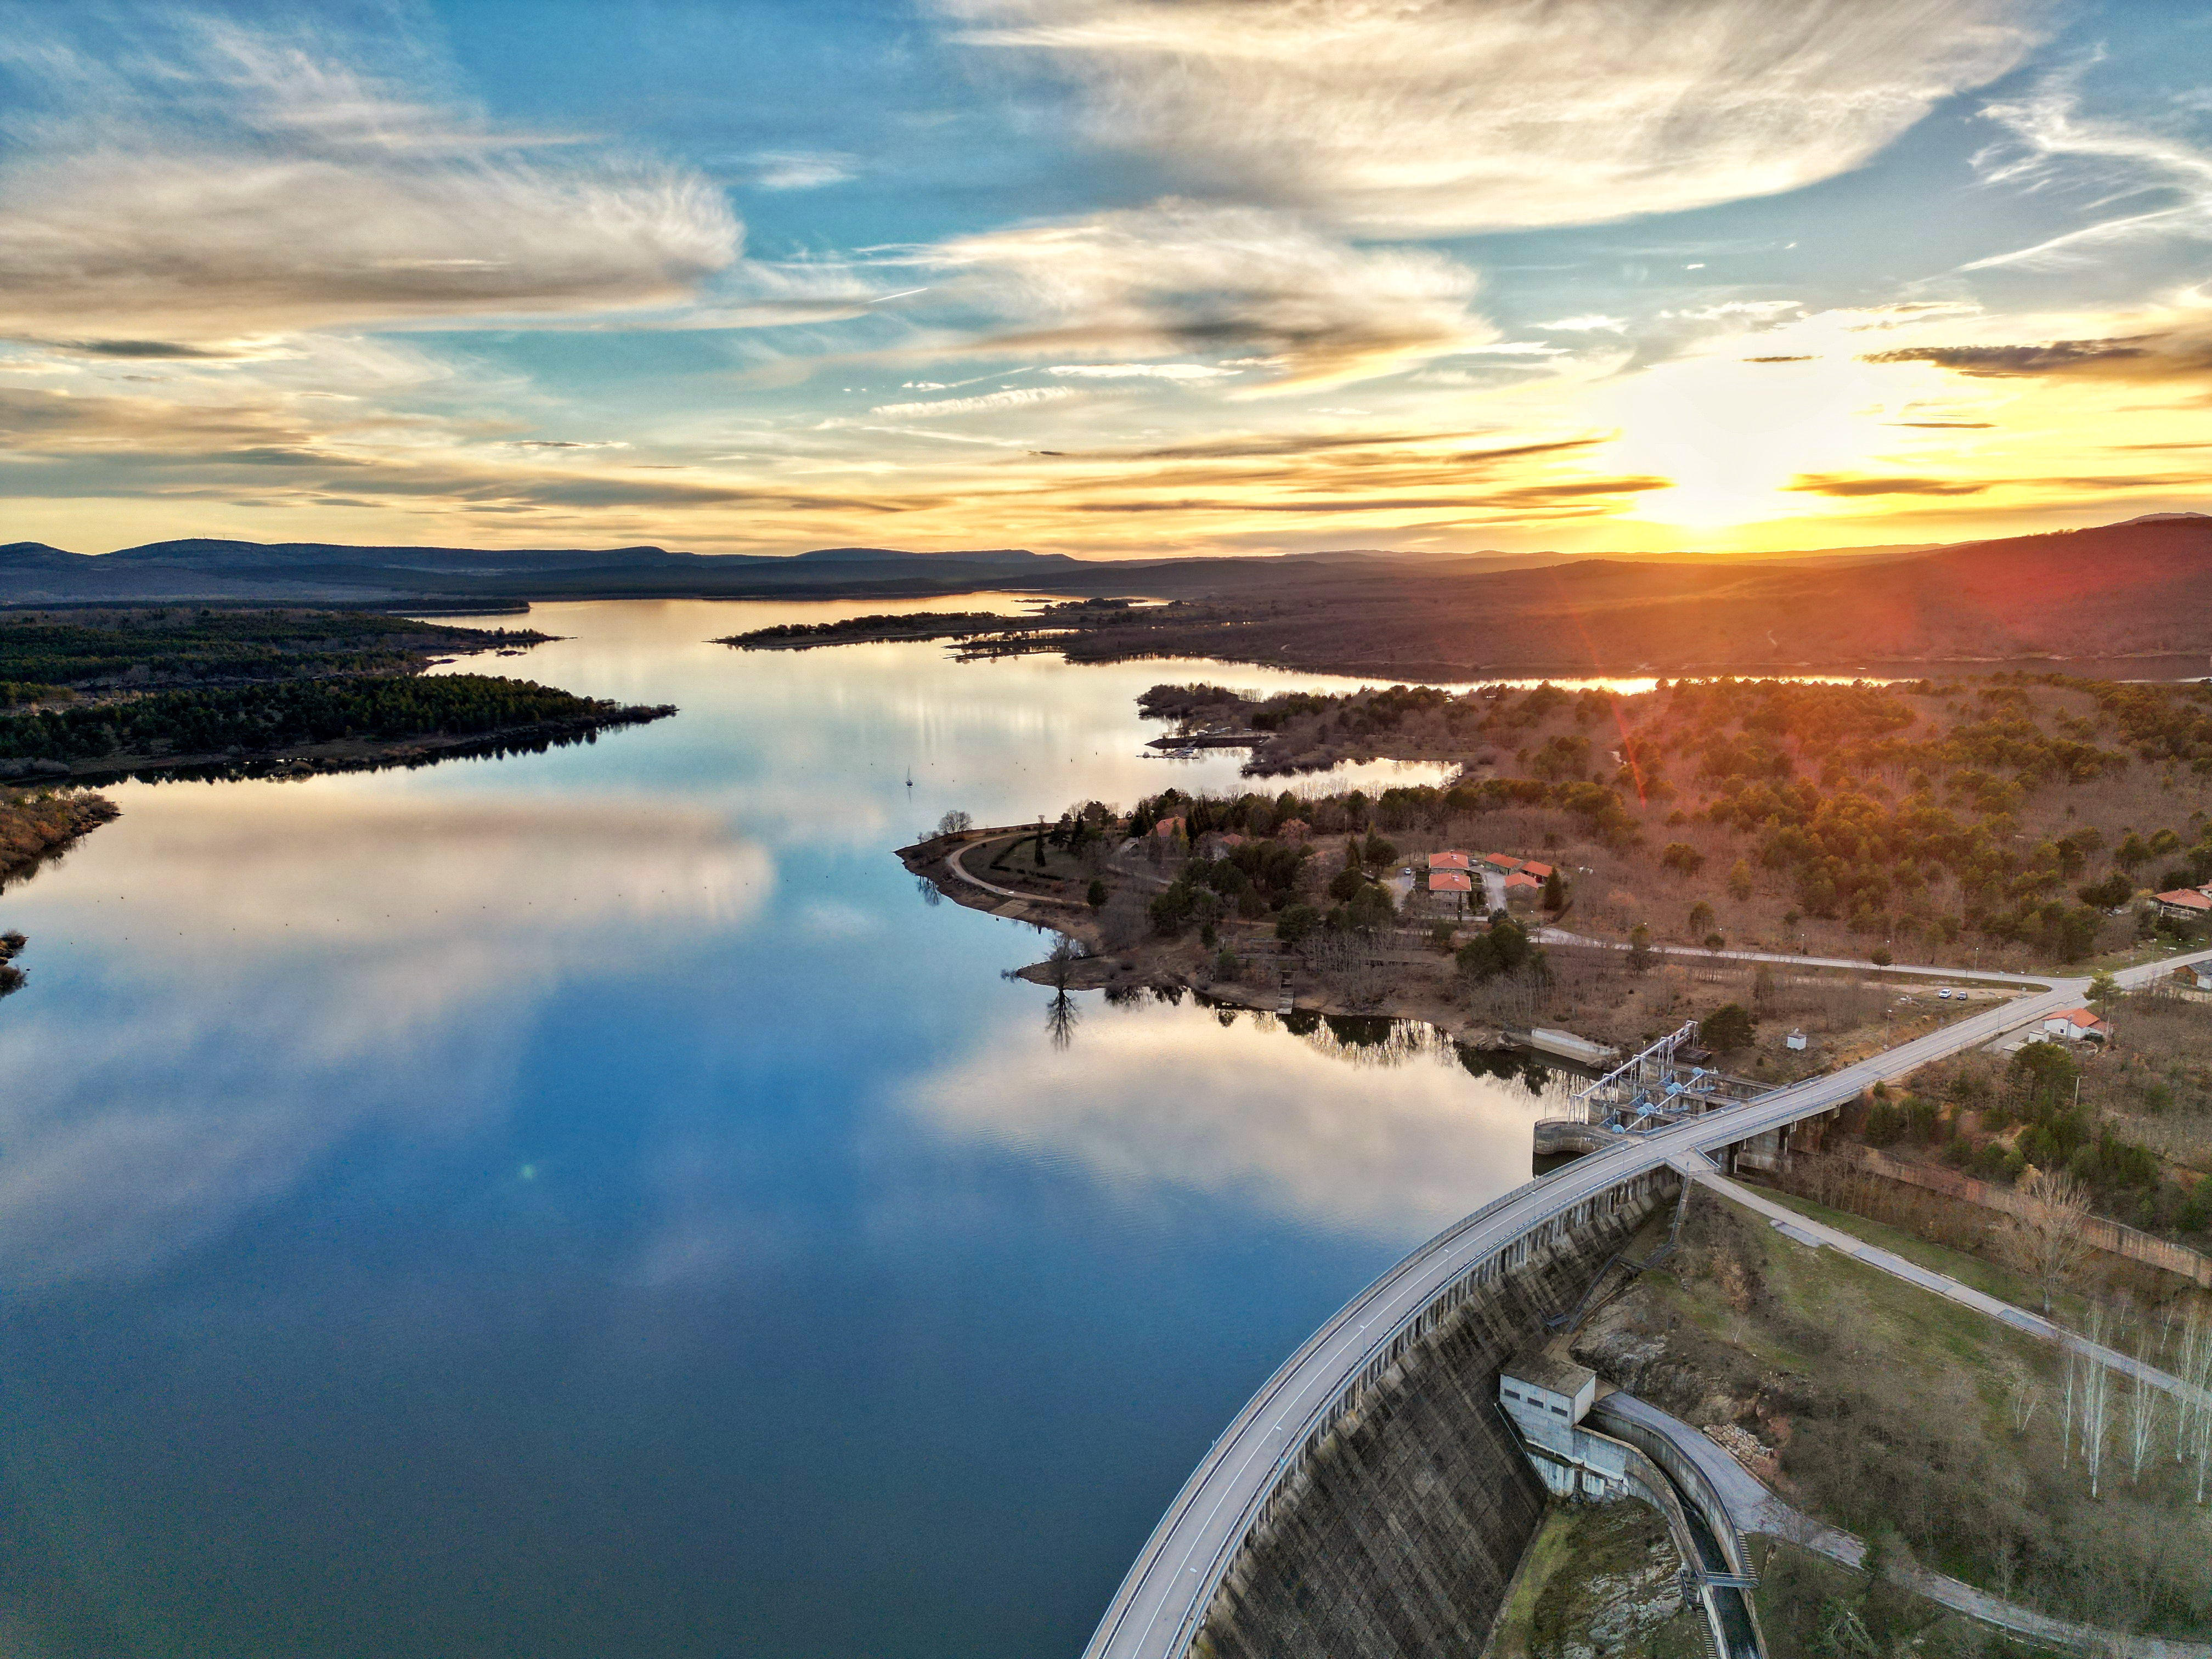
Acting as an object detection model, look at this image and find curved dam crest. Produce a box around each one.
[1192,1183,1668,1658]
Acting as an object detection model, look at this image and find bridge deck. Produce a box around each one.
[1081,947,2212,1659]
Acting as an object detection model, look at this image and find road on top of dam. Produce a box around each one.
[1081,946,2212,1659]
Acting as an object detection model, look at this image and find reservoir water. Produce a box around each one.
[0,600,1579,1659]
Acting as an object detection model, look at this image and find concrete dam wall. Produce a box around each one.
[1191,1182,1669,1659]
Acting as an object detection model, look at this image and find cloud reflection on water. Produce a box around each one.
[0,784,771,1293]
[901,998,1566,1239]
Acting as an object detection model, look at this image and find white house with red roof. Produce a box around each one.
[2039,1007,2112,1043]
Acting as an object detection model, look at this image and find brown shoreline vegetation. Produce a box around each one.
[0,787,119,888]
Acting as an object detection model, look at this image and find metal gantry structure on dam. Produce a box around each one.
[1569,1020,1764,1137]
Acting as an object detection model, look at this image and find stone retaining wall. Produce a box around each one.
[1824,1144,2212,1289]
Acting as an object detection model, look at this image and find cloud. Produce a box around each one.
[1861,332,2212,378]
[1787,473,1988,496]
[1049,431,1602,465]
[867,385,1084,419]
[1533,315,1629,334]
[1963,66,2212,273]
[0,11,738,351]
[940,0,2041,233]
[1042,362,1240,380]
[914,200,1496,387]
[743,150,857,190]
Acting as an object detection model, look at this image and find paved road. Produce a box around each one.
[1534,927,2066,989]
[1695,1173,2212,1414]
[1080,944,2212,1659]
[1599,1391,2212,1659]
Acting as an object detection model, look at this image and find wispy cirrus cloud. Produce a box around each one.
[911,200,1497,388]
[940,0,2043,234]
[0,10,739,353]
[1963,63,2212,274]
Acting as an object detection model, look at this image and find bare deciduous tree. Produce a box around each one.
[2178,1302,2212,1505]
[2080,1304,2114,1500]
[2004,1167,2091,1314]
[2126,1362,2162,1487]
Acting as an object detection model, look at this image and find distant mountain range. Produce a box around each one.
[0,538,1079,605]
[5,516,2210,674]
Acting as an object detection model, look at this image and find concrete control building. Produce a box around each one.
[1497,1352,1627,1501]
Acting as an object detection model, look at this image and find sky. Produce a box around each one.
[3,0,2211,560]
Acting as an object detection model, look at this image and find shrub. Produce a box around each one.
[1701,1002,1757,1053]
[1661,841,1704,875]
[1458,918,1533,982]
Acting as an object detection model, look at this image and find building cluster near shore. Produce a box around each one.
[1425,849,1555,915]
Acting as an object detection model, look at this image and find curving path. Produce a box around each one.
[1081,945,2212,1659]
[943,837,1091,909]
[1599,1391,2212,1659]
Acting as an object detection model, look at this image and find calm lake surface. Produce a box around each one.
[0,600,1581,1659]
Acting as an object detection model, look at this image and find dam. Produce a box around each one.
[1080,950,2212,1659]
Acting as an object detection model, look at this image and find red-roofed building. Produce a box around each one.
[1153,816,1187,841]
[2040,1007,2112,1043]
[2155,887,2212,921]
[1503,871,1541,892]
[1428,850,1473,872]
[1429,870,1473,894]
[1520,860,1555,882]
[1482,851,1524,873]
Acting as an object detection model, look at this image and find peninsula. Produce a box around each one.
[0,608,675,879]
